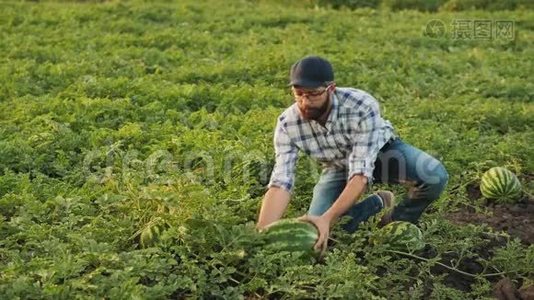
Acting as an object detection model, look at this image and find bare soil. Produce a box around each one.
[427,184,534,298]
[446,183,534,245]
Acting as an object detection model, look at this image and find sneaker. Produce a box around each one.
[376,190,395,227]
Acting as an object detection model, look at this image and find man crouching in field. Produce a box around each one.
[256,55,449,253]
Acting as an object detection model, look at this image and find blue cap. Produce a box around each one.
[289,56,334,88]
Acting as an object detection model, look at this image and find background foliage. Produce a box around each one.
[0,0,532,298]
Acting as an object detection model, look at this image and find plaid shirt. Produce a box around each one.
[268,87,395,193]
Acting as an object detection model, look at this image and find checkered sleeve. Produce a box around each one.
[347,100,382,184]
[267,118,298,193]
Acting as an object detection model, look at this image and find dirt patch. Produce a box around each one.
[415,235,507,295]
[415,183,534,296]
[446,184,534,245]
[493,278,534,300]
[494,278,520,300]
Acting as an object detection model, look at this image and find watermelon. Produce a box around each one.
[371,221,425,251]
[480,167,521,202]
[261,218,319,255]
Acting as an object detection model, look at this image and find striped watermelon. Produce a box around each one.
[371,221,425,251]
[480,167,521,202]
[262,218,319,255]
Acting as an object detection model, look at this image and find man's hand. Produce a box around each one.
[298,214,331,256]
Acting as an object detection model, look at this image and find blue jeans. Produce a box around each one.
[308,138,449,232]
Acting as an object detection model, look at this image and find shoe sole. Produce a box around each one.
[376,191,395,226]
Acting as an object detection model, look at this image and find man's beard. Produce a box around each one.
[298,97,331,121]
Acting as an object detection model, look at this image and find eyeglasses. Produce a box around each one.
[292,85,331,100]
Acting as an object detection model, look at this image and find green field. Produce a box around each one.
[0,0,533,299]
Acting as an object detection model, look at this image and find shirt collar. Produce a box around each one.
[324,91,339,130]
